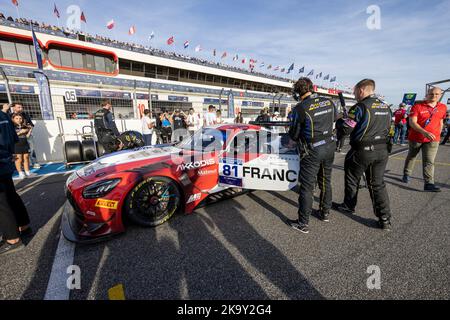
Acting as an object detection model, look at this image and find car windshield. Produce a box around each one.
[177,128,227,152]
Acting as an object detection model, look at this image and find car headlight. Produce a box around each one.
[66,172,79,188]
[82,179,121,199]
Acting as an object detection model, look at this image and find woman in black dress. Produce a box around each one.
[11,113,31,179]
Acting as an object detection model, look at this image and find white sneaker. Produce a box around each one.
[25,171,36,177]
[18,172,25,179]
[33,163,41,169]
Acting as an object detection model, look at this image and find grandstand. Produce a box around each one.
[0,14,356,122]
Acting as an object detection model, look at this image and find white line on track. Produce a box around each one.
[44,204,76,300]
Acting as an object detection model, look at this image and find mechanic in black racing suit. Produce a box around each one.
[334,79,393,231]
[288,77,338,234]
[94,100,122,154]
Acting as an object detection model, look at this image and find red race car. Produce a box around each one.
[63,123,300,243]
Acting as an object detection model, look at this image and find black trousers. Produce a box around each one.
[336,136,346,150]
[442,129,450,144]
[344,147,391,220]
[298,142,335,225]
[0,174,30,240]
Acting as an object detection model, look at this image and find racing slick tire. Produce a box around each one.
[124,176,181,227]
[96,142,106,157]
[64,141,82,163]
[81,140,97,161]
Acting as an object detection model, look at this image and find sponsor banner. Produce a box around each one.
[228,91,235,119]
[137,100,148,119]
[76,89,101,97]
[269,103,288,109]
[135,93,159,100]
[241,101,264,107]
[203,98,228,105]
[402,93,417,106]
[34,71,54,120]
[168,95,188,102]
[102,91,132,99]
[0,84,35,94]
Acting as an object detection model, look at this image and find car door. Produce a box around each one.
[219,130,300,191]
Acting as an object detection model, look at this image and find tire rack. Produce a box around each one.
[57,117,100,169]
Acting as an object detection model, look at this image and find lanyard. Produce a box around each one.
[424,105,439,127]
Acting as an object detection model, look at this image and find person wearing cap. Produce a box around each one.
[393,103,408,146]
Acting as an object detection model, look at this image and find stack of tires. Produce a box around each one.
[64,140,105,168]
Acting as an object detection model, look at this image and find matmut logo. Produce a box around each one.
[177,159,216,171]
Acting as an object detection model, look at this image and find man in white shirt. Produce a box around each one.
[204,105,217,127]
[187,108,200,135]
[141,109,155,146]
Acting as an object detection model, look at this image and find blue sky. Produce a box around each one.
[1,0,450,103]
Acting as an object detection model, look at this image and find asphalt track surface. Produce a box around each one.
[0,144,449,300]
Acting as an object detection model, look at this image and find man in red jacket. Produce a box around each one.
[393,103,408,146]
[402,87,447,192]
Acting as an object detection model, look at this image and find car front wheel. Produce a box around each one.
[124,177,181,227]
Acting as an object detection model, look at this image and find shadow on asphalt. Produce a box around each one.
[70,196,323,300]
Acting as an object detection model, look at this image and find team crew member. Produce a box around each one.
[441,113,450,145]
[288,77,337,234]
[94,100,121,154]
[0,110,32,255]
[393,103,408,146]
[335,79,392,231]
[402,87,447,192]
[171,109,187,143]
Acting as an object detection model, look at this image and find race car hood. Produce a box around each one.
[75,145,183,181]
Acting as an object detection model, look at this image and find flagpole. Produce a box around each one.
[15,5,21,20]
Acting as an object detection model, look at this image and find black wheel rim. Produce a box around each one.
[132,179,179,222]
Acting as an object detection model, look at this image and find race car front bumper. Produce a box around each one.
[62,200,121,244]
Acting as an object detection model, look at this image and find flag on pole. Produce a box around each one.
[280,68,285,73]
[267,65,272,69]
[184,41,190,49]
[316,72,322,79]
[149,31,155,40]
[307,69,314,76]
[31,26,43,70]
[299,66,305,74]
[53,4,60,18]
[167,36,174,45]
[241,58,246,64]
[324,74,330,80]
[330,76,336,82]
[106,20,115,30]
[213,49,216,56]
[259,62,265,68]
[128,26,136,35]
[12,0,19,6]
[195,45,202,52]
[221,52,227,59]
[274,66,280,71]
[80,11,87,23]
[232,54,238,61]
[287,63,295,74]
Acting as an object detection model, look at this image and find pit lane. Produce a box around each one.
[1,145,449,300]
